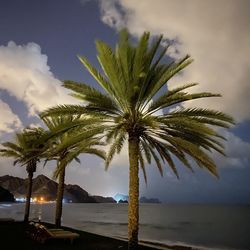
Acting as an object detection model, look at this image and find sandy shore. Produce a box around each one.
[0,220,197,250]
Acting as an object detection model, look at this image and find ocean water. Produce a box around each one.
[0,203,249,250]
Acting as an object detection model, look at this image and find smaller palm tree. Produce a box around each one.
[0,127,46,222]
[42,116,106,227]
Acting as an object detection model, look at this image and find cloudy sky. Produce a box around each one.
[0,0,249,203]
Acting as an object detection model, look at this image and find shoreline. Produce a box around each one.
[115,237,206,250]
[44,222,234,250]
[1,202,247,250]
[0,219,205,250]
[0,220,151,249]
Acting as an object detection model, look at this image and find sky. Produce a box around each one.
[0,0,250,204]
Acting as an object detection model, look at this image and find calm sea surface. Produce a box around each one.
[0,203,249,250]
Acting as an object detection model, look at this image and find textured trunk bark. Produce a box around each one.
[55,166,65,228]
[128,133,139,250]
[24,171,33,222]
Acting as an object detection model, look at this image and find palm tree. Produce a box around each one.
[42,116,105,227]
[41,30,234,249]
[0,127,46,222]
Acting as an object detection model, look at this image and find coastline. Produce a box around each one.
[0,220,204,250]
[1,203,248,249]
[116,237,212,250]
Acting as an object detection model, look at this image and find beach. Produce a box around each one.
[0,220,197,250]
[0,203,249,249]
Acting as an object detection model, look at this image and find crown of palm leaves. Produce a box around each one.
[41,29,234,182]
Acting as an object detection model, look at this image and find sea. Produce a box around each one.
[0,203,249,250]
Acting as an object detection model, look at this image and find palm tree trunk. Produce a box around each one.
[24,171,33,222]
[128,133,140,250]
[55,165,66,227]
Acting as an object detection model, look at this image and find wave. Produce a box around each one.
[116,238,238,250]
[78,219,195,232]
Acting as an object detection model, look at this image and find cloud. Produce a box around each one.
[0,41,79,116]
[0,100,22,134]
[212,131,250,169]
[99,0,125,29]
[99,0,250,122]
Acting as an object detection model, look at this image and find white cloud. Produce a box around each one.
[212,131,250,169]
[99,0,125,29]
[0,41,79,116]
[99,0,250,122]
[0,99,22,134]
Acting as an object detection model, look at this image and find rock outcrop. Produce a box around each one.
[113,193,161,203]
[0,186,15,202]
[92,195,116,203]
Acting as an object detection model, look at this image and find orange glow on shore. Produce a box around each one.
[31,197,47,203]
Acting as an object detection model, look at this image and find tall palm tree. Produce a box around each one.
[0,127,46,222]
[42,116,105,227]
[41,30,234,249]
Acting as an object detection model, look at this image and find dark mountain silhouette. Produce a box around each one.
[0,186,14,202]
[118,199,128,203]
[30,174,59,201]
[0,175,24,193]
[0,175,114,203]
[65,184,96,203]
[92,195,116,203]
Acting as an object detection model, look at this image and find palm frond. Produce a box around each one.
[79,147,106,161]
[138,149,147,185]
[168,107,235,125]
[166,136,218,177]
[140,140,151,164]
[148,145,164,177]
[115,29,134,90]
[96,40,126,100]
[105,131,126,170]
[147,91,221,115]
[0,149,22,159]
[1,142,23,153]
[40,104,87,118]
[78,55,116,98]
[145,55,193,106]
[63,80,121,115]
[40,29,235,185]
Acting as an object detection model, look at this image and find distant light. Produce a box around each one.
[40,197,44,201]
[15,197,26,202]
